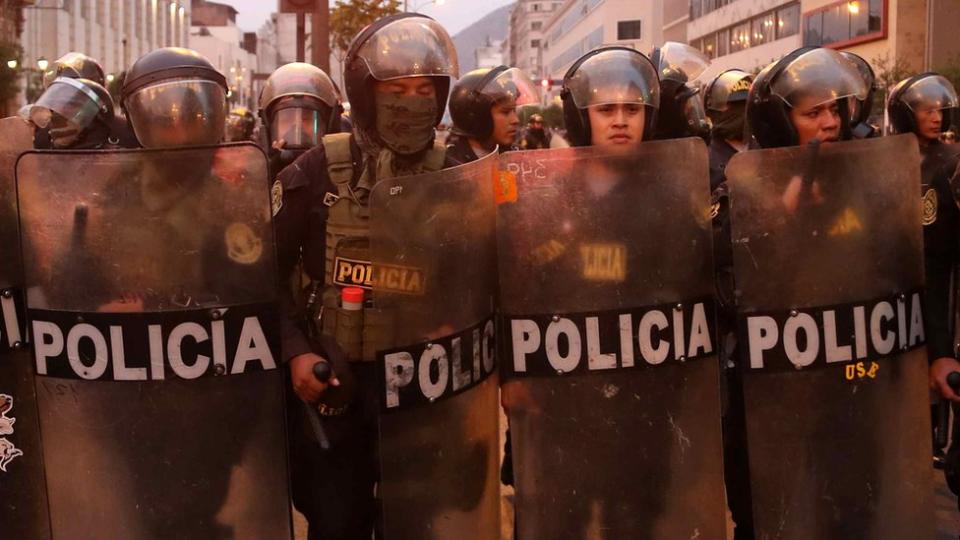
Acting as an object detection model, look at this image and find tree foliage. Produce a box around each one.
[329,0,401,62]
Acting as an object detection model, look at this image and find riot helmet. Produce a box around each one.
[449,66,538,142]
[704,69,753,142]
[343,13,458,151]
[839,51,879,138]
[561,46,660,147]
[887,73,959,137]
[747,47,868,148]
[120,47,228,148]
[259,62,341,149]
[650,42,711,140]
[29,77,115,148]
[42,52,106,88]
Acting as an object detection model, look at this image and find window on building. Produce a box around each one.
[532,3,540,11]
[730,21,750,53]
[617,20,642,40]
[777,4,800,39]
[531,21,542,30]
[752,12,775,45]
[803,0,884,47]
[531,39,541,48]
[716,28,729,56]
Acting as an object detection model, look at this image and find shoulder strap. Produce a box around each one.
[322,132,358,198]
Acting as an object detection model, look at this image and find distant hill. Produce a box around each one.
[452,3,514,73]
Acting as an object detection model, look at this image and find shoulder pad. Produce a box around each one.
[322,132,356,187]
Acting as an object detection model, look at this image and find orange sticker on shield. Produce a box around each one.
[495,170,518,204]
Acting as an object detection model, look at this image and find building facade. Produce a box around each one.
[475,37,504,69]
[507,0,560,81]
[190,0,257,109]
[23,0,191,85]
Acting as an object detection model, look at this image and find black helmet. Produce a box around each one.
[561,46,660,147]
[42,52,106,88]
[121,47,228,148]
[259,62,342,148]
[886,73,958,135]
[839,51,879,138]
[30,77,115,148]
[650,42,711,140]
[449,66,538,141]
[746,47,868,148]
[343,13,458,134]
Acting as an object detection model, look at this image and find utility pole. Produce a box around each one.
[311,0,330,72]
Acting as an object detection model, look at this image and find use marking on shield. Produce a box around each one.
[922,188,938,226]
[225,222,264,264]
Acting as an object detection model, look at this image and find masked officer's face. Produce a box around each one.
[588,103,645,147]
[915,106,943,142]
[374,77,437,98]
[489,98,519,147]
[789,96,840,145]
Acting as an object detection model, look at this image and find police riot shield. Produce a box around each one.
[498,140,726,539]
[370,152,500,539]
[726,135,932,539]
[16,145,292,539]
[0,117,51,539]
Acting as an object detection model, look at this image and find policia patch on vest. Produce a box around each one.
[922,188,938,226]
[334,257,426,295]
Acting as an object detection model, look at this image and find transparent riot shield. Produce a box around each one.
[16,144,292,539]
[498,140,725,539]
[726,135,932,540]
[0,117,51,540]
[370,152,500,539]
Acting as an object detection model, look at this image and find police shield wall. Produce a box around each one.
[15,144,292,539]
[497,140,726,539]
[370,152,500,540]
[726,135,932,539]
[0,116,51,539]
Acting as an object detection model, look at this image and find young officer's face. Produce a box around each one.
[789,96,840,145]
[588,103,645,147]
[489,98,519,147]
[915,106,944,142]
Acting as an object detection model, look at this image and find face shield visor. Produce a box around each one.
[565,49,660,111]
[270,106,323,148]
[901,75,959,114]
[656,42,710,84]
[770,48,868,112]
[30,77,109,132]
[706,70,753,112]
[260,63,339,114]
[124,78,227,148]
[355,17,459,81]
[480,67,540,109]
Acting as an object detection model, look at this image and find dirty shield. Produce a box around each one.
[370,151,501,540]
[726,135,932,539]
[16,144,292,539]
[0,117,51,539]
[497,140,726,539]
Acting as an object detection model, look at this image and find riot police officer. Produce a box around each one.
[650,42,711,141]
[446,66,538,164]
[887,75,960,398]
[518,113,551,149]
[258,62,342,178]
[225,106,256,142]
[41,51,106,88]
[272,13,458,539]
[705,69,753,188]
[561,46,660,147]
[27,77,116,149]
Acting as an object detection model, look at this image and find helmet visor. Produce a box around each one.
[31,77,106,130]
[355,17,459,81]
[480,67,540,107]
[565,49,660,109]
[271,107,322,148]
[902,75,959,113]
[770,48,868,109]
[656,42,710,83]
[260,62,338,112]
[125,78,226,148]
[707,70,753,112]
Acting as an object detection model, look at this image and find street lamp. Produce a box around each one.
[405,0,445,13]
[37,58,48,72]
[6,59,16,69]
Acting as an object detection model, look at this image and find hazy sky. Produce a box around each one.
[216,0,514,36]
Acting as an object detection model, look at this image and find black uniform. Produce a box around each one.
[518,126,551,150]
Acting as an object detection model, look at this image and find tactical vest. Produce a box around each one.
[319,132,446,361]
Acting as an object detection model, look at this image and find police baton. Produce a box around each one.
[304,361,334,451]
